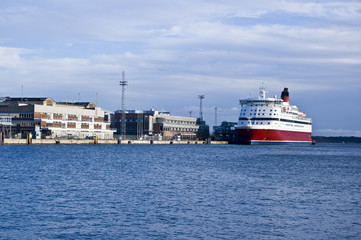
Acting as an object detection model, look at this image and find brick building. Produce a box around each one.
[0,97,114,139]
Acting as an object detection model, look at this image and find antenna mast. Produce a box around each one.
[198,95,205,120]
[214,107,218,126]
[119,71,128,139]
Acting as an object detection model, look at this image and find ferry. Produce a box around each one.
[235,85,312,145]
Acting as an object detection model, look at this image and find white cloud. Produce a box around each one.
[225,1,361,20]
[0,0,361,135]
[0,47,31,69]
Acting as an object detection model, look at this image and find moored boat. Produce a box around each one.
[235,85,312,145]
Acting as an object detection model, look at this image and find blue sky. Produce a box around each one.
[1,0,361,136]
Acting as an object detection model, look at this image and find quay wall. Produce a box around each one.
[58,139,94,144]
[32,139,56,144]
[98,139,118,144]
[1,138,228,145]
[3,139,28,144]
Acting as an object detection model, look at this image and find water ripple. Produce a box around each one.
[0,144,360,239]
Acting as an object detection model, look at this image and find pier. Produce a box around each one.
[1,138,228,145]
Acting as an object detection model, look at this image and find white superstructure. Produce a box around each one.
[235,86,312,144]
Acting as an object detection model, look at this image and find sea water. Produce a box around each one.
[0,143,360,239]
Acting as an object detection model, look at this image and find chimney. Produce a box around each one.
[281,88,289,103]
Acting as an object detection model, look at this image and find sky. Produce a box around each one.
[1,0,361,136]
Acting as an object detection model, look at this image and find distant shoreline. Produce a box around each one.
[312,136,361,144]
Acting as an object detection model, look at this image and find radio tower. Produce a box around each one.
[198,95,205,120]
[119,71,128,139]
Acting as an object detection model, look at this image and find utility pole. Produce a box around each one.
[189,111,192,117]
[119,71,128,139]
[198,95,205,120]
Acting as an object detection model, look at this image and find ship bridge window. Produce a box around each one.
[270,109,273,111]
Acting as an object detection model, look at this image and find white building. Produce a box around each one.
[113,109,199,140]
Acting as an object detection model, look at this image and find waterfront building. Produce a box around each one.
[196,118,210,140]
[0,97,114,139]
[213,121,237,142]
[112,109,199,140]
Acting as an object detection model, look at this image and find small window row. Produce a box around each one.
[240,122,271,125]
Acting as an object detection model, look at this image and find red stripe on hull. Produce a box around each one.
[236,128,312,143]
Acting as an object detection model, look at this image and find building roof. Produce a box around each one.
[0,97,96,109]
[56,102,96,108]
[2,97,50,103]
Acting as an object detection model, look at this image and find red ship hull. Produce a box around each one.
[236,128,312,145]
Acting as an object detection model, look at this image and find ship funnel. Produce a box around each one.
[281,88,289,103]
